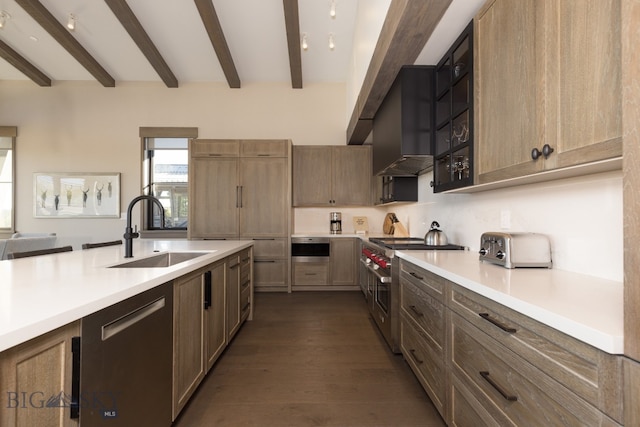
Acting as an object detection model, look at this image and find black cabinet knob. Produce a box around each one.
[532,144,555,160]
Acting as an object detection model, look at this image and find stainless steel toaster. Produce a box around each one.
[479,232,552,269]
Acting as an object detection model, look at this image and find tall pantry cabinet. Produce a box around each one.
[189,139,292,292]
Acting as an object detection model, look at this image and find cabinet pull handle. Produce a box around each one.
[241,280,250,289]
[305,273,317,276]
[409,305,424,317]
[230,263,240,270]
[480,371,518,401]
[70,336,81,419]
[254,260,276,263]
[236,186,240,208]
[204,271,212,309]
[207,153,222,157]
[479,313,517,333]
[409,272,424,280]
[242,302,251,312]
[409,349,424,364]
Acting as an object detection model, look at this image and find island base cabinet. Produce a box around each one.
[0,322,80,427]
[173,270,206,419]
[449,312,621,426]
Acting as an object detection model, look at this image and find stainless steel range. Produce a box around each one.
[360,237,465,353]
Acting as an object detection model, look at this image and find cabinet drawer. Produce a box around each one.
[293,262,329,285]
[400,279,445,351]
[254,259,288,291]
[252,238,287,258]
[400,318,446,418]
[190,139,239,157]
[449,283,622,422]
[241,140,289,157]
[400,259,447,303]
[450,312,618,426]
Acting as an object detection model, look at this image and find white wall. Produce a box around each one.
[295,169,623,283]
[0,80,346,247]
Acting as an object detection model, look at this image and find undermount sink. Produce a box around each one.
[109,252,208,268]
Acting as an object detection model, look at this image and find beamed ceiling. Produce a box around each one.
[0,0,485,142]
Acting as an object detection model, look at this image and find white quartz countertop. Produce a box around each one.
[395,250,624,354]
[0,239,253,352]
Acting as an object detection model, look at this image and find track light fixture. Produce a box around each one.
[301,33,308,51]
[0,11,11,29]
[329,0,336,19]
[67,13,76,31]
[328,33,335,50]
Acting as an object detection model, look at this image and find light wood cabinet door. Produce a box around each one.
[475,0,622,185]
[0,322,80,427]
[292,146,332,206]
[226,254,241,341]
[173,271,205,418]
[292,145,372,207]
[239,157,289,237]
[475,0,545,183]
[547,0,622,170]
[204,260,227,372]
[189,157,238,238]
[329,238,356,286]
[332,146,372,206]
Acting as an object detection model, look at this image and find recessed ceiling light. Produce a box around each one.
[67,13,76,31]
[301,33,308,51]
[29,35,39,42]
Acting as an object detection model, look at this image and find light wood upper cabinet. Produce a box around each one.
[292,146,333,206]
[475,0,622,185]
[0,322,80,427]
[293,145,372,207]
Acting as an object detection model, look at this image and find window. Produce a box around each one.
[0,127,16,236]
[140,127,197,233]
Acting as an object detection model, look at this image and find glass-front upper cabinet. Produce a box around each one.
[433,21,474,192]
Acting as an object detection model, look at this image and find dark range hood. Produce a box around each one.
[372,66,435,176]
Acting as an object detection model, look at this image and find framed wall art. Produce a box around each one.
[34,172,120,218]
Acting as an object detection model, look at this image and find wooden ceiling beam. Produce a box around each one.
[0,39,51,86]
[194,0,240,88]
[104,0,178,88]
[283,0,302,89]
[347,0,452,144]
[15,0,115,87]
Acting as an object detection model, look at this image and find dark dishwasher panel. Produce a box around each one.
[80,281,173,426]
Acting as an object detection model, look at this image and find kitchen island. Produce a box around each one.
[0,239,253,352]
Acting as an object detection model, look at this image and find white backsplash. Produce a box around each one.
[294,169,623,282]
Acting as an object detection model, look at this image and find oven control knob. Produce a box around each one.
[373,264,380,270]
[479,248,488,256]
[365,258,371,264]
[496,250,505,260]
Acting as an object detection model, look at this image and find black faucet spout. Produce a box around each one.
[123,195,165,258]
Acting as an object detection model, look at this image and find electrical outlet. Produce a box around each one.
[500,210,511,229]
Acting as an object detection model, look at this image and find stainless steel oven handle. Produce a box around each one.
[360,258,392,283]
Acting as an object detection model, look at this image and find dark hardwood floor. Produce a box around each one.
[174,291,446,427]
